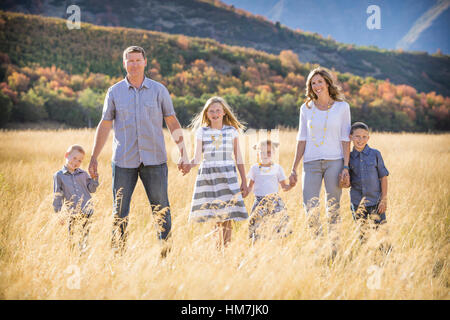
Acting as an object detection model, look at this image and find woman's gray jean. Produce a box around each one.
[302,159,343,239]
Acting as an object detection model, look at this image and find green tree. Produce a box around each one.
[14,88,47,122]
[278,93,298,127]
[0,91,13,126]
[45,93,86,127]
[77,88,103,127]
[223,94,261,128]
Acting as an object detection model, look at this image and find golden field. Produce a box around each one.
[0,129,448,299]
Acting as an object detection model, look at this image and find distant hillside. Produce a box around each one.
[0,11,448,131]
[1,0,449,96]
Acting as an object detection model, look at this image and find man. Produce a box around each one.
[88,46,190,252]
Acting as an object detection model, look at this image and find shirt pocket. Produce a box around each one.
[365,158,377,169]
[143,101,158,118]
[365,158,379,179]
[115,103,132,122]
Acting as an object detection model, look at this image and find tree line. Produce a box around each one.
[1,57,448,131]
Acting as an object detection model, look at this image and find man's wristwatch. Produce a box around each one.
[343,166,350,170]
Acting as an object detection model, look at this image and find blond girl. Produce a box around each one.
[186,96,248,247]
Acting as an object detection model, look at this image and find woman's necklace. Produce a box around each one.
[310,98,333,147]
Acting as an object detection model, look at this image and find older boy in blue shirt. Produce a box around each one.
[349,122,388,238]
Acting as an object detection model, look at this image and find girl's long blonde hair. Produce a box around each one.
[189,96,246,132]
[305,67,345,108]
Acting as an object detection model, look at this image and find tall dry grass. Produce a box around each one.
[0,129,448,299]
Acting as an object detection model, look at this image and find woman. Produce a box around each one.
[289,67,351,255]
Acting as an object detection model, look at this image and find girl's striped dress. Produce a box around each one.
[189,125,248,222]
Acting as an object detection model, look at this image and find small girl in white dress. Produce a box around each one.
[247,140,293,243]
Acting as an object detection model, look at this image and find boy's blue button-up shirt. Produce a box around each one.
[53,166,99,214]
[349,144,389,207]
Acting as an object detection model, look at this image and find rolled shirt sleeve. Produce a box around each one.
[101,87,115,121]
[376,151,389,178]
[160,86,176,117]
[340,102,351,142]
[52,172,64,213]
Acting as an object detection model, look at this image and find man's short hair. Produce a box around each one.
[66,144,85,155]
[350,122,370,134]
[123,46,146,61]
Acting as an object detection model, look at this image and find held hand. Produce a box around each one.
[88,157,98,179]
[378,199,387,214]
[340,168,349,178]
[181,163,192,176]
[177,157,190,175]
[339,169,350,188]
[240,183,249,198]
[289,171,297,187]
[177,157,183,171]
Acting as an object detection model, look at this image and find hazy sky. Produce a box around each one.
[223,0,450,54]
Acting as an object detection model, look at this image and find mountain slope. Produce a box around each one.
[1,0,449,96]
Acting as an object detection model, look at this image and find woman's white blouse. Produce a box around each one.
[296,100,351,163]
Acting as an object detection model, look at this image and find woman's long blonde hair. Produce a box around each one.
[189,96,246,132]
[305,67,345,108]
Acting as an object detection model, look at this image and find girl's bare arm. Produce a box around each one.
[191,139,203,166]
[233,136,248,197]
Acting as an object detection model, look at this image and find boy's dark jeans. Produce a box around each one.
[351,203,386,224]
[112,162,171,249]
[351,202,386,242]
